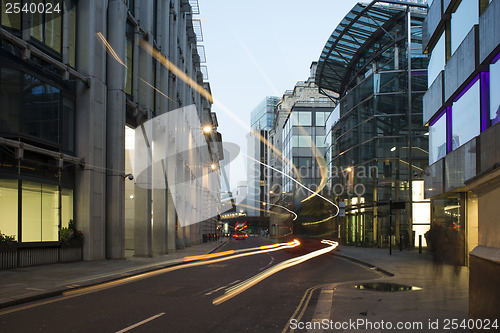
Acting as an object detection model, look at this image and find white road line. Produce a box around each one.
[307,286,335,333]
[259,254,275,271]
[205,280,241,296]
[115,313,165,333]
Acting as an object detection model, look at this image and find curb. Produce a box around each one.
[331,251,395,277]
[0,240,229,311]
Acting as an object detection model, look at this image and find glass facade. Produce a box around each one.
[451,0,478,54]
[427,31,445,87]
[429,111,447,164]
[0,67,75,151]
[0,179,19,240]
[282,107,330,193]
[0,180,73,243]
[318,4,429,247]
[451,78,480,150]
[250,97,280,130]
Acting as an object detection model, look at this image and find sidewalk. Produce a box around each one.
[326,246,469,332]
[0,239,227,309]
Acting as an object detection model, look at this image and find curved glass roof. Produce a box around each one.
[316,1,426,97]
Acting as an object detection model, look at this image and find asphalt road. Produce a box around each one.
[0,237,378,333]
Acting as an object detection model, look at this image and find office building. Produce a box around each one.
[246,96,280,217]
[0,0,222,266]
[421,0,500,320]
[317,1,430,247]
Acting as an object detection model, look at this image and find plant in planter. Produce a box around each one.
[60,220,83,247]
[0,231,17,251]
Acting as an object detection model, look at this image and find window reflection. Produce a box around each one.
[451,0,478,55]
[428,32,445,88]
[451,79,480,150]
[22,74,60,144]
[429,112,446,164]
[490,59,500,126]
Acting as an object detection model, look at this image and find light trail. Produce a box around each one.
[212,240,339,305]
[245,154,339,217]
[183,240,300,262]
[302,215,335,226]
[272,204,298,221]
[98,32,336,217]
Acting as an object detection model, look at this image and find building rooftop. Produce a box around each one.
[316,0,426,97]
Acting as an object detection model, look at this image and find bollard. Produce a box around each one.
[419,235,422,254]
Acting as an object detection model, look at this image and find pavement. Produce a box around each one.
[0,239,228,309]
[0,240,470,332]
[322,246,469,332]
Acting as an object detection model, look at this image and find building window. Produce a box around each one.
[429,111,447,164]
[451,78,480,150]
[68,1,77,67]
[61,188,73,229]
[125,21,134,95]
[0,180,74,243]
[315,112,327,126]
[127,0,135,16]
[22,74,61,144]
[1,1,21,29]
[489,57,500,126]
[315,135,326,147]
[22,181,59,242]
[291,111,312,126]
[450,0,478,55]
[428,31,445,88]
[30,0,63,53]
[0,179,19,241]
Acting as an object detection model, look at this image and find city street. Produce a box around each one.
[0,238,378,333]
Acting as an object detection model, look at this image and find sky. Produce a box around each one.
[198,0,360,189]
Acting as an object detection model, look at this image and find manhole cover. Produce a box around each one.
[353,283,422,292]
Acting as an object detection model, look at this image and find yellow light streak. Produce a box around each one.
[302,215,335,226]
[139,39,213,103]
[212,240,338,305]
[184,250,235,262]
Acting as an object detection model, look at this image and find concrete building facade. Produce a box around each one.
[421,0,500,321]
[0,0,222,266]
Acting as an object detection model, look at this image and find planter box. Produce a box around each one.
[61,239,83,248]
[0,243,18,269]
[59,239,83,262]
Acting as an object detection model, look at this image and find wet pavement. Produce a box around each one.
[326,246,469,332]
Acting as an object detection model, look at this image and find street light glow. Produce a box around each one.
[203,125,212,134]
[211,163,217,170]
[391,146,397,152]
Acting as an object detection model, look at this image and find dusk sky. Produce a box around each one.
[199,0,360,189]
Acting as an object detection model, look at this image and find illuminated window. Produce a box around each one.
[0,179,19,241]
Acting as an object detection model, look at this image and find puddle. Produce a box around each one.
[353,283,422,292]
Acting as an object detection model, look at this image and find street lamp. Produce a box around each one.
[211,163,217,170]
[203,125,212,134]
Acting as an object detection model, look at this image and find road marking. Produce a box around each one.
[282,284,329,333]
[115,313,165,333]
[307,287,335,333]
[0,241,302,316]
[259,254,275,271]
[205,280,241,296]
